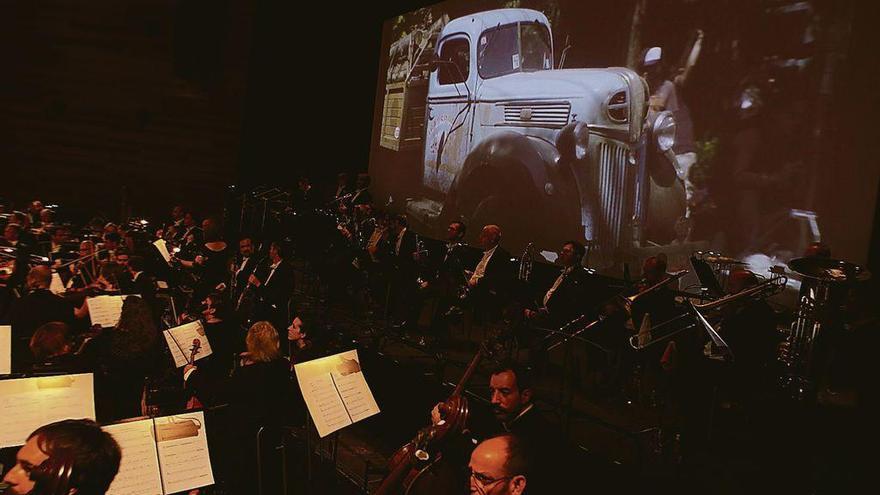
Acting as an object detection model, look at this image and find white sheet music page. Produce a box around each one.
[162,321,212,368]
[87,295,126,328]
[0,373,96,448]
[153,239,172,264]
[294,349,379,437]
[0,325,10,375]
[104,418,163,495]
[154,412,214,493]
[331,350,380,423]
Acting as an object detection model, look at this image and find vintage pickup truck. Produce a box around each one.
[373,8,683,264]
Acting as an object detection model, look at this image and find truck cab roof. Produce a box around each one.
[441,8,550,41]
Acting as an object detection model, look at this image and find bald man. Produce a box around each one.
[466,225,514,324]
[9,266,74,372]
[468,435,529,495]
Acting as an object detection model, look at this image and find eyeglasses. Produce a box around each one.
[469,471,513,494]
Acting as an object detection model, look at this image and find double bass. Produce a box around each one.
[375,342,489,495]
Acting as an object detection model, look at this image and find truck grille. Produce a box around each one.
[501,101,570,128]
[596,141,634,249]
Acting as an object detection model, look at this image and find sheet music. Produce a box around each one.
[0,373,96,448]
[49,272,66,295]
[87,295,126,328]
[332,367,380,423]
[153,239,172,264]
[104,419,163,495]
[162,321,212,368]
[294,349,379,438]
[0,326,10,375]
[155,412,214,494]
[300,373,352,437]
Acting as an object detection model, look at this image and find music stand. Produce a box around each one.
[689,256,723,298]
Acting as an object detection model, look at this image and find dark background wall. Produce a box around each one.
[1,0,252,221]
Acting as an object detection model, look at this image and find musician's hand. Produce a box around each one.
[239,352,254,366]
[248,274,261,287]
[215,282,226,292]
[184,364,197,375]
[419,279,429,290]
[430,403,444,425]
[467,278,478,288]
[194,255,205,265]
[288,316,303,340]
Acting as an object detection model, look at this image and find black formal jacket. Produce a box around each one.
[470,246,514,321]
[543,266,601,326]
[254,260,295,318]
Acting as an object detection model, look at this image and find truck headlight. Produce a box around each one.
[652,111,676,152]
[573,121,589,160]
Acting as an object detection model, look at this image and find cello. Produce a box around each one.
[375,342,490,495]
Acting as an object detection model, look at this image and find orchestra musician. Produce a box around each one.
[524,241,596,328]
[430,362,563,493]
[9,266,75,372]
[231,236,258,301]
[176,217,231,302]
[419,220,471,344]
[467,225,514,325]
[468,434,531,495]
[247,240,294,334]
[386,214,418,333]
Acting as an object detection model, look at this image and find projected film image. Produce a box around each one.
[369,0,859,273]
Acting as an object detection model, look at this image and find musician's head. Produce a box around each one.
[269,241,285,262]
[171,205,184,220]
[40,209,54,225]
[489,362,533,424]
[26,266,52,291]
[239,237,254,257]
[479,225,502,250]
[246,321,281,363]
[642,255,668,284]
[114,250,130,269]
[203,292,230,321]
[103,223,117,235]
[79,240,95,258]
[201,217,221,242]
[102,232,121,251]
[183,211,197,228]
[297,176,311,191]
[287,316,308,344]
[4,223,21,243]
[468,434,529,495]
[29,322,71,361]
[559,241,585,268]
[2,419,121,495]
[728,269,758,294]
[14,212,31,230]
[29,200,43,215]
[447,221,466,242]
[50,225,70,245]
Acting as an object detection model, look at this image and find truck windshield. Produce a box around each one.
[478,21,551,79]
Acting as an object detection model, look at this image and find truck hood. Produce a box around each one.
[476,68,629,106]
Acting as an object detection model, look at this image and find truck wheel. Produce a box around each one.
[455,169,541,250]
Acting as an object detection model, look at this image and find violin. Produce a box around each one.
[185,338,203,410]
[375,342,489,495]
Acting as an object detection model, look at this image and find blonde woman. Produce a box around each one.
[184,321,296,493]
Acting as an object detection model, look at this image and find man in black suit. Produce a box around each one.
[467,224,514,324]
[525,241,597,328]
[432,362,564,493]
[9,266,75,372]
[386,215,419,334]
[232,236,258,300]
[121,256,157,303]
[248,241,294,333]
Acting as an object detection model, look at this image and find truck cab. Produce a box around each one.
[377,8,682,263]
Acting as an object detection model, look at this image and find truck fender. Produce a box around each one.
[449,131,575,212]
